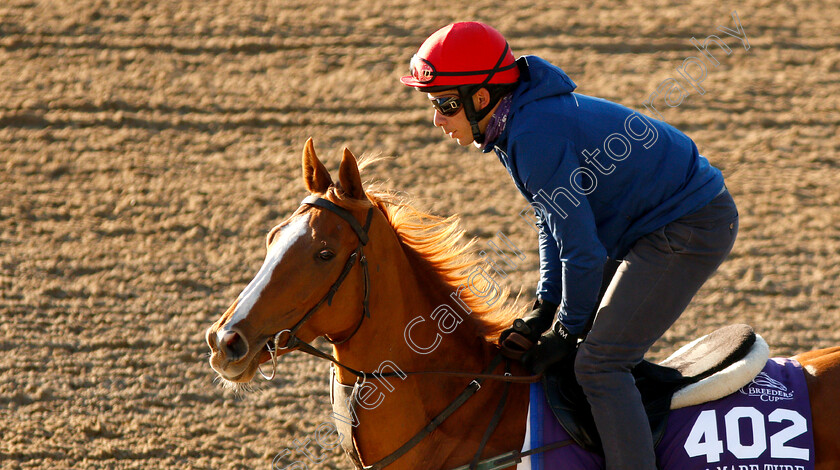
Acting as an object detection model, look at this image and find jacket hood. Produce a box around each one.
[513,55,577,108]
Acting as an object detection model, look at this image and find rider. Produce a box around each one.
[400,22,739,470]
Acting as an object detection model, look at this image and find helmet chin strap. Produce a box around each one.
[458,84,496,144]
[458,42,513,144]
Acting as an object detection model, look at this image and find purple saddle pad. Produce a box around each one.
[518,358,815,470]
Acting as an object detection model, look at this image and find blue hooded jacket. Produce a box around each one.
[482,56,724,334]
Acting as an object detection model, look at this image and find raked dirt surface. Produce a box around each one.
[1,0,838,468]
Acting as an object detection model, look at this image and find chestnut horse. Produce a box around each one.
[206,139,840,469]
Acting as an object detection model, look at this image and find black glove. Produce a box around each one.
[522,321,579,375]
[499,299,558,359]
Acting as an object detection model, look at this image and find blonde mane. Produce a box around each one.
[323,157,526,341]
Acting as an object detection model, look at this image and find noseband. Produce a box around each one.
[259,195,373,380]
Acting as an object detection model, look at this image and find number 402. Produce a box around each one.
[684,407,809,463]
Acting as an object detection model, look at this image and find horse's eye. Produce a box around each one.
[318,249,335,261]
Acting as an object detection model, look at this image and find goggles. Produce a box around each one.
[430,95,463,117]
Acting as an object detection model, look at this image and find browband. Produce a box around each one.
[301,195,373,246]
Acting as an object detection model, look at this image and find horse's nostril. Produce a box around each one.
[219,329,249,361]
[206,326,218,350]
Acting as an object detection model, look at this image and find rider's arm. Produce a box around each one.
[511,132,607,335]
[536,210,563,308]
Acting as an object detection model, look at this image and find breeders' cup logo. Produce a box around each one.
[739,372,794,402]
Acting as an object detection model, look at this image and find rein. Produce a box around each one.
[279,337,542,383]
[258,194,546,469]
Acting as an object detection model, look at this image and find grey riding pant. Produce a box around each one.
[574,187,739,470]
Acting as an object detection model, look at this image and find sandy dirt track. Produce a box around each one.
[1,0,839,468]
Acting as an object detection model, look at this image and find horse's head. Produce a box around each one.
[206,138,378,383]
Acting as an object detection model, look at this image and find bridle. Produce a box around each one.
[254,193,570,469]
[258,194,373,380]
[257,194,539,384]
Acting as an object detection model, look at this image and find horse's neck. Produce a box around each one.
[334,232,495,382]
[330,231,527,469]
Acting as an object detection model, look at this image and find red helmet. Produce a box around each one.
[400,22,520,90]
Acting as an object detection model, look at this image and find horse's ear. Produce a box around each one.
[302,137,333,194]
[338,147,365,200]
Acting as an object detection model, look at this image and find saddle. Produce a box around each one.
[543,324,770,454]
